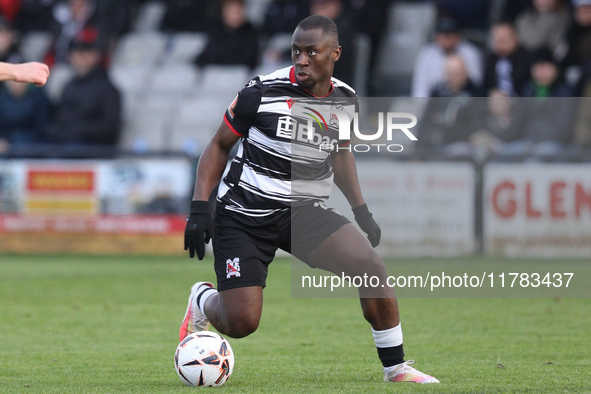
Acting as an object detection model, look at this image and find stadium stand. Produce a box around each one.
[148,63,199,97]
[43,63,74,104]
[164,33,208,65]
[112,31,168,67]
[133,1,167,32]
[121,95,176,153]
[18,31,53,62]
[170,96,229,156]
[374,2,437,96]
[2,0,590,161]
[199,65,250,101]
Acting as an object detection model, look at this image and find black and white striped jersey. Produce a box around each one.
[218,66,358,217]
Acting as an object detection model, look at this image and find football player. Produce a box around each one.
[181,15,439,384]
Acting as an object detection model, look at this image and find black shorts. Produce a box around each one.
[213,202,350,291]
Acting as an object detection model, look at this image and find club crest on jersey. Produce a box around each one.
[329,113,339,128]
[226,258,241,279]
[286,98,297,109]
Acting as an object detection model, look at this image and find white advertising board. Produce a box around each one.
[327,161,476,257]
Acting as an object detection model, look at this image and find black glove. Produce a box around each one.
[184,201,214,260]
[352,203,381,248]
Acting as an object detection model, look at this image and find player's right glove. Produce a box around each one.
[352,203,381,248]
[184,201,214,260]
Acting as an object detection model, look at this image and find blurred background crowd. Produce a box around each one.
[0,0,591,161]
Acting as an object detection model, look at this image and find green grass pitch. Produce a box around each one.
[0,255,590,393]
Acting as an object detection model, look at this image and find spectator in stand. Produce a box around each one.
[419,55,484,151]
[484,21,533,96]
[46,0,107,65]
[522,47,572,97]
[309,0,355,86]
[515,0,570,54]
[562,0,591,67]
[412,17,482,97]
[0,16,18,62]
[469,89,519,156]
[263,0,309,36]
[13,0,57,33]
[497,47,576,158]
[195,0,259,70]
[0,55,51,154]
[47,38,121,149]
[430,54,482,97]
[160,0,212,32]
[560,0,591,94]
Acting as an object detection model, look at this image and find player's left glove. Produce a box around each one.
[352,203,381,248]
[184,201,214,260]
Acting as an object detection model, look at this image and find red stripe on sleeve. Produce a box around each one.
[224,113,243,137]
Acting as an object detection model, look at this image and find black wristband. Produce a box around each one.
[190,200,210,214]
[352,203,371,219]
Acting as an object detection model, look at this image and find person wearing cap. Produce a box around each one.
[46,37,121,150]
[411,17,482,97]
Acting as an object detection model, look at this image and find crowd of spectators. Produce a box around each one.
[0,0,126,157]
[414,0,591,159]
[0,0,590,160]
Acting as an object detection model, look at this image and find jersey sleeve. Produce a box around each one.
[223,78,262,137]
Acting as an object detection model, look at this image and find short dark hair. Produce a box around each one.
[296,15,338,41]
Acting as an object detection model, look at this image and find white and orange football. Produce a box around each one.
[174,331,234,387]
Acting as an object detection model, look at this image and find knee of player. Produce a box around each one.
[365,251,386,276]
[224,317,259,338]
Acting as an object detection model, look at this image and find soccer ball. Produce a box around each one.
[174,331,234,387]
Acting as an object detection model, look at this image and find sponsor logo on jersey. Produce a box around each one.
[275,115,338,150]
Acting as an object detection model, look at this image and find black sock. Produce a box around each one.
[377,344,405,367]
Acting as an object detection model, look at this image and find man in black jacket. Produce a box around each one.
[47,39,121,150]
[483,21,533,96]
